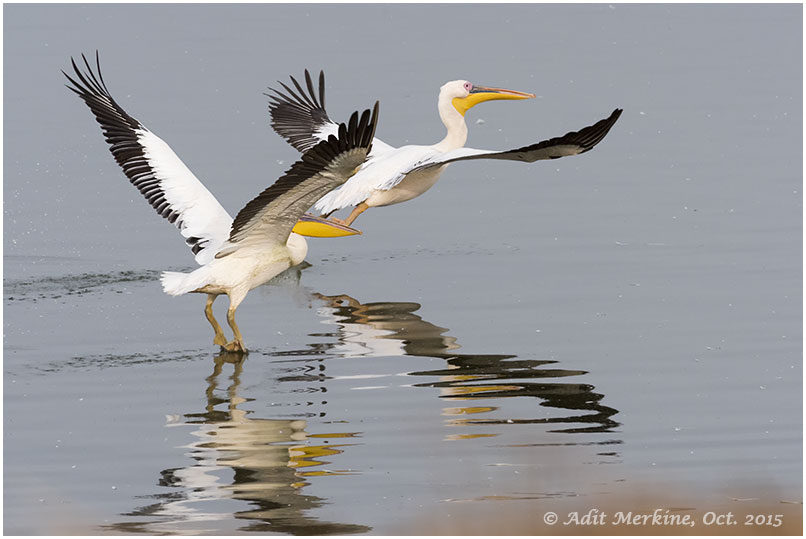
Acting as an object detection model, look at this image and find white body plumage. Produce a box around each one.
[161,233,308,299]
[269,72,622,229]
[315,145,446,211]
[312,81,469,215]
[65,53,379,352]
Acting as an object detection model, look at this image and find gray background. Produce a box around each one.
[4,3,802,534]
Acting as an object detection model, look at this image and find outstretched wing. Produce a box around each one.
[410,108,623,173]
[64,52,233,265]
[218,102,379,257]
[315,108,622,215]
[267,70,393,155]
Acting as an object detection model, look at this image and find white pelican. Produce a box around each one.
[64,54,378,352]
[269,71,622,229]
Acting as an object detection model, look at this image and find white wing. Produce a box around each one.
[268,69,394,155]
[270,71,622,216]
[217,104,379,257]
[65,53,233,265]
[315,109,622,214]
[312,144,442,214]
[324,107,624,207]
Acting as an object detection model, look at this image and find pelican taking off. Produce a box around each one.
[269,71,622,229]
[64,53,378,352]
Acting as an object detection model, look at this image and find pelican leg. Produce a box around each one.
[330,202,369,227]
[205,294,228,346]
[222,291,248,353]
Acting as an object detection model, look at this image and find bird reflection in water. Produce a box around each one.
[106,351,370,535]
[312,293,620,436]
[108,289,619,532]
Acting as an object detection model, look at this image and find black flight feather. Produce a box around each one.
[64,51,211,256]
[266,69,334,153]
[228,102,378,242]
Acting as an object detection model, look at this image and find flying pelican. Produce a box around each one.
[268,71,622,229]
[64,54,378,352]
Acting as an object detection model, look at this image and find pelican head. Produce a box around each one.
[444,80,536,117]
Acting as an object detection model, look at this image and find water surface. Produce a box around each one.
[4,3,802,534]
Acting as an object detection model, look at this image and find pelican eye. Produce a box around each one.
[463,82,473,92]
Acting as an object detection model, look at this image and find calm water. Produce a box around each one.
[4,4,802,535]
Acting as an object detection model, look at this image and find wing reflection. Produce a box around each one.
[313,293,619,435]
[106,351,370,535]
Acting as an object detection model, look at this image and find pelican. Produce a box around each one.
[269,71,622,229]
[64,53,378,352]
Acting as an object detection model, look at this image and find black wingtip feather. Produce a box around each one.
[511,107,623,157]
[367,101,380,149]
[318,70,325,110]
[65,52,209,258]
[267,69,335,153]
[229,102,380,242]
[304,69,320,109]
[575,107,623,154]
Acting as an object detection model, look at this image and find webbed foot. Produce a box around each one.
[221,340,248,354]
